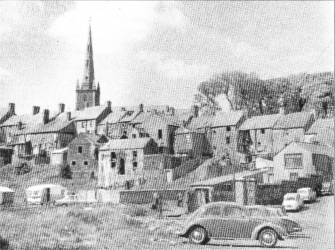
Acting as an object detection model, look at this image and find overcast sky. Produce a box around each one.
[0,1,334,114]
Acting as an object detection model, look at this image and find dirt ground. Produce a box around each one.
[0,196,333,250]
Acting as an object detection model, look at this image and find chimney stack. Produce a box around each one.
[121,107,126,112]
[8,103,15,115]
[66,112,71,121]
[139,103,144,112]
[43,109,50,124]
[32,106,40,115]
[106,100,111,109]
[58,103,65,113]
[191,105,199,118]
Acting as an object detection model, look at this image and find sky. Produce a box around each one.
[0,1,334,114]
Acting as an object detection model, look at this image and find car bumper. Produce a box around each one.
[288,227,303,234]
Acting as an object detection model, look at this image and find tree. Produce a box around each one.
[59,164,72,179]
[194,71,267,115]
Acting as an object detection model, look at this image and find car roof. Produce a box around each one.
[298,188,311,191]
[284,193,299,197]
[201,202,242,209]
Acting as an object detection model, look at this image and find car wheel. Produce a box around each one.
[188,226,208,245]
[62,204,68,207]
[259,228,278,248]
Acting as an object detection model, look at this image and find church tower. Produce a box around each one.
[75,21,100,110]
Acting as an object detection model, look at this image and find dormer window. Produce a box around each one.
[226,126,231,132]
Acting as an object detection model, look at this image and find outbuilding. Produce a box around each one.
[50,147,68,165]
[0,186,15,205]
[273,142,333,182]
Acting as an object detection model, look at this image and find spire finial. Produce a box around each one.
[81,19,95,90]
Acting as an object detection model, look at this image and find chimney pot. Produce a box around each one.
[139,103,144,112]
[106,100,111,109]
[191,105,199,118]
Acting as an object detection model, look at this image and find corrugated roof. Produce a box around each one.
[51,147,68,154]
[191,169,267,187]
[306,118,334,134]
[73,105,109,121]
[239,114,281,130]
[274,112,313,129]
[100,138,153,150]
[211,111,245,127]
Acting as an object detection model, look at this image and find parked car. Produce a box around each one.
[177,202,289,247]
[246,205,302,235]
[297,188,316,202]
[321,181,334,196]
[55,194,98,206]
[282,193,304,212]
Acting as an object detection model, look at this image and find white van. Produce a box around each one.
[26,184,68,205]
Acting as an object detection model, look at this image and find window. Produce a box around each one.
[158,129,163,139]
[133,162,138,171]
[226,126,231,132]
[90,121,93,127]
[223,206,244,218]
[78,146,83,154]
[203,206,222,217]
[83,94,87,102]
[226,136,231,144]
[132,134,136,138]
[261,129,265,134]
[71,161,76,166]
[111,162,116,168]
[213,130,216,134]
[81,121,85,128]
[133,151,137,159]
[284,154,303,169]
[289,172,299,181]
[119,158,125,175]
[111,152,116,160]
[84,161,88,166]
[158,147,164,154]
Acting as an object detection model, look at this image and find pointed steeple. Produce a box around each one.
[82,20,95,90]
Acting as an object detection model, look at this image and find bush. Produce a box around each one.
[14,161,31,175]
[0,235,9,249]
[59,164,72,179]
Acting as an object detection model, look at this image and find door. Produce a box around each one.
[222,205,257,239]
[45,188,51,202]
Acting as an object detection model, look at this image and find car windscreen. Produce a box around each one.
[284,196,296,201]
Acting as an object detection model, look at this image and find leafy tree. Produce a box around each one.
[59,164,72,179]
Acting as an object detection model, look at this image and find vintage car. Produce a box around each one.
[282,193,304,211]
[297,188,316,202]
[177,202,289,247]
[246,205,302,234]
[55,194,98,206]
[321,181,334,195]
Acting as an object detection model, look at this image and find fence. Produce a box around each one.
[256,174,323,205]
[119,189,187,204]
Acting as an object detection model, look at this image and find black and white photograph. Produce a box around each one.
[0,1,334,249]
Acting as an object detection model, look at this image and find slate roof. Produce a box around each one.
[99,110,127,125]
[286,142,334,158]
[306,118,334,134]
[211,111,245,128]
[100,138,154,150]
[26,112,74,134]
[72,105,109,121]
[239,114,281,130]
[130,112,153,124]
[191,169,267,187]
[119,111,140,123]
[0,108,9,120]
[274,112,313,129]
[187,115,214,130]
[174,108,192,122]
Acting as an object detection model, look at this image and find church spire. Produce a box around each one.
[82,20,95,90]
